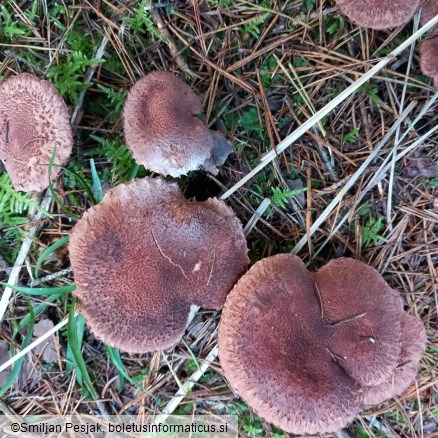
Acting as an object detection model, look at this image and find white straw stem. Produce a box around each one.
[312,124,438,260]
[0,316,68,373]
[0,192,53,324]
[243,198,271,235]
[291,100,417,254]
[387,13,421,228]
[220,14,438,201]
[158,345,219,419]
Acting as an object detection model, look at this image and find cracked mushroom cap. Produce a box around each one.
[123,71,233,177]
[0,73,73,192]
[420,36,438,88]
[363,313,427,406]
[69,177,248,353]
[334,0,420,29]
[420,0,438,26]
[218,255,404,435]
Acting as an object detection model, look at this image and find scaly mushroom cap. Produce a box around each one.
[218,255,404,435]
[334,0,420,29]
[0,73,73,192]
[420,0,438,26]
[313,258,404,386]
[69,177,248,353]
[123,71,233,177]
[420,36,438,88]
[363,313,427,406]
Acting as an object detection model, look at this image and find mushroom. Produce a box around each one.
[0,73,73,192]
[420,36,438,88]
[123,70,233,177]
[363,313,427,406]
[420,0,438,26]
[218,255,425,435]
[334,0,420,29]
[69,177,248,353]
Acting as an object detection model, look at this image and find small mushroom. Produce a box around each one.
[420,36,438,88]
[69,177,248,353]
[123,71,233,177]
[219,255,425,435]
[0,73,73,192]
[334,0,420,29]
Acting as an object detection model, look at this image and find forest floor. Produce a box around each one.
[0,1,437,437]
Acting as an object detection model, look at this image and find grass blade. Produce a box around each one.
[17,294,63,332]
[48,147,79,220]
[66,313,85,386]
[104,345,153,396]
[90,159,103,203]
[67,301,97,399]
[0,298,35,397]
[220,14,438,201]
[0,282,75,295]
[57,166,96,204]
[35,235,69,278]
[126,163,140,181]
[181,338,202,373]
[104,345,125,393]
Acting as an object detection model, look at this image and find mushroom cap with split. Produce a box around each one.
[218,255,425,435]
[334,0,420,29]
[0,73,72,192]
[123,71,233,177]
[69,177,248,353]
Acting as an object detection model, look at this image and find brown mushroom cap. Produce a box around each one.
[420,36,438,89]
[420,0,438,26]
[0,73,73,192]
[334,0,420,29]
[313,258,404,386]
[363,313,427,406]
[218,255,404,435]
[123,71,233,177]
[69,177,248,353]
